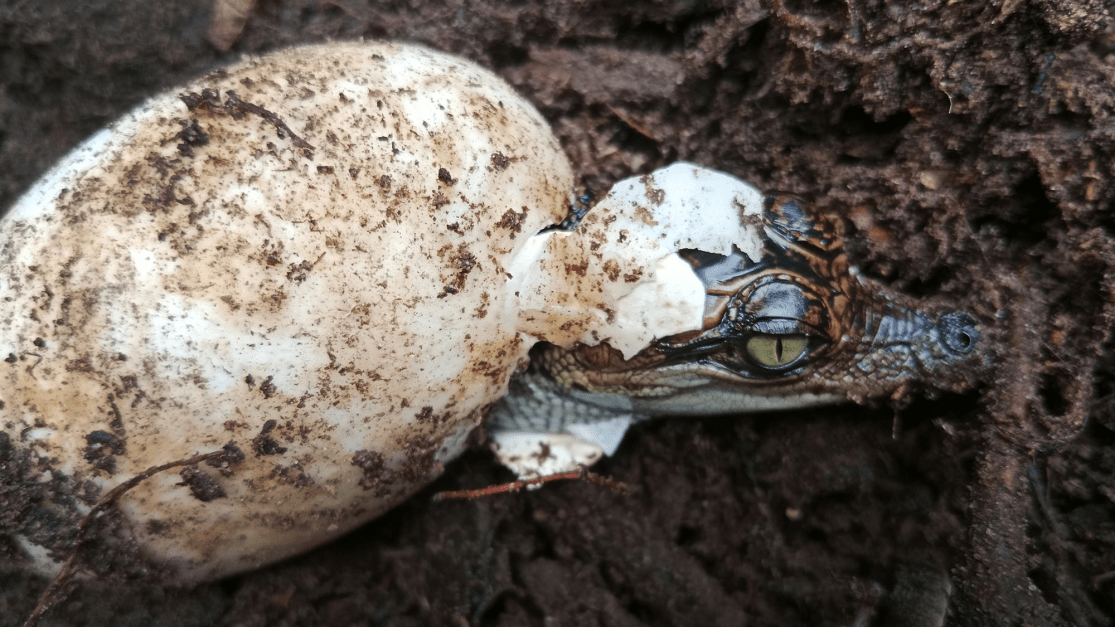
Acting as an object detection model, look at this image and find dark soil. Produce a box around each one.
[2,0,1115,625]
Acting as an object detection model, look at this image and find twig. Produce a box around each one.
[433,466,631,501]
[180,89,315,157]
[22,449,232,627]
[1092,570,1115,589]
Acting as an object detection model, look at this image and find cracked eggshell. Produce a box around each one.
[495,164,767,481]
[514,163,765,358]
[0,41,573,582]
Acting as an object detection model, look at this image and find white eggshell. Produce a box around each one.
[489,432,606,480]
[494,164,767,480]
[515,163,765,358]
[0,41,574,582]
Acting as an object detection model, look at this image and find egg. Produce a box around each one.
[0,41,714,583]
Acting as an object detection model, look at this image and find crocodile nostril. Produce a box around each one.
[938,312,979,356]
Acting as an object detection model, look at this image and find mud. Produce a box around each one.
[1,0,1114,625]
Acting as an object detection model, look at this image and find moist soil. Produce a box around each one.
[2,1,1115,625]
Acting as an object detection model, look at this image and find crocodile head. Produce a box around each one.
[487,171,989,478]
[529,193,989,417]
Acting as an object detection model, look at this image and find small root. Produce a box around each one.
[433,466,632,501]
[22,448,237,627]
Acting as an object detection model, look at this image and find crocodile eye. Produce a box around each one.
[745,334,809,369]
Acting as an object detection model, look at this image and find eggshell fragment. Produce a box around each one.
[494,165,767,478]
[0,41,576,582]
[514,163,765,358]
[489,432,607,479]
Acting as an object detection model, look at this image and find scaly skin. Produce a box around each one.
[490,195,988,433]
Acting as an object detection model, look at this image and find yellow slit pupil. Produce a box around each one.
[745,334,808,368]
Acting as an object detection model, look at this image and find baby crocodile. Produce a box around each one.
[490,191,986,474]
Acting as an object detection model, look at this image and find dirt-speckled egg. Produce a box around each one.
[0,41,583,583]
